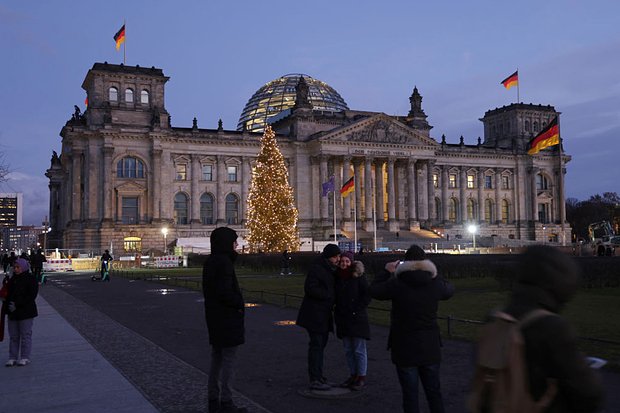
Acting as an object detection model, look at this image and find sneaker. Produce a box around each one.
[5,359,16,367]
[310,380,332,391]
[339,375,357,388]
[349,375,366,391]
[16,359,30,366]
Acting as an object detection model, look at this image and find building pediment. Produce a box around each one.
[116,181,146,193]
[318,114,437,146]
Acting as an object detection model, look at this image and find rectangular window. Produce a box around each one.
[121,197,139,224]
[502,175,510,190]
[467,175,475,189]
[227,166,238,182]
[176,164,187,180]
[433,174,439,188]
[485,176,493,189]
[202,165,213,181]
[449,174,457,189]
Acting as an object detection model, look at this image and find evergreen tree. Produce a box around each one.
[246,126,299,252]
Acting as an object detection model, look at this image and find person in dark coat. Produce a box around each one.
[31,249,47,283]
[296,243,341,390]
[369,245,454,413]
[334,251,370,390]
[280,250,292,275]
[202,227,247,413]
[500,245,604,413]
[3,258,38,366]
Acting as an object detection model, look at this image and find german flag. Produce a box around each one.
[84,97,88,108]
[340,176,355,197]
[527,117,560,155]
[114,24,126,50]
[501,70,518,90]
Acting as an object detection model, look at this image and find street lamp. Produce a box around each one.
[161,227,168,255]
[542,226,546,244]
[468,224,478,250]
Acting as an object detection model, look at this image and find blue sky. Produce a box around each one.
[1,0,619,225]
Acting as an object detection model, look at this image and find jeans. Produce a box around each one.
[8,318,34,360]
[396,364,444,413]
[208,345,238,403]
[342,337,367,376]
[307,331,329,382]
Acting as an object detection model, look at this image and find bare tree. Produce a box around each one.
[0,153,8,183]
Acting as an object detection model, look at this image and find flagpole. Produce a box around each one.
[516,67,520,103]
[333,184,337,243]
[123,19,126,65]
[557,114,565,246]
[372,174,377,251]
[353,176,357,252]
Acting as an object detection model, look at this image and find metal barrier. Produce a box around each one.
[43,259,73,272]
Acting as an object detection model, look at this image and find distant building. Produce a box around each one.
[46,63,571,253]
[0,225,42,253]
[0,193,23,227]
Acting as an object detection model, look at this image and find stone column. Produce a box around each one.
[216,155,226,224]
[319,155,329,220]
[354,160,363,222]
[342,156,352,220]
[441,165,449,222]
[191,154,201,223]
[150,149,162,221]
[426,160,435,221]
[495,169,502,224]
[477,168,484,222]
[531,168,538,222]
[407,158,417,223]
[460,167,467,223]
[241,157,252,224]
[103,147,114,221]
[387,158,396,222]
[364,158,373,221]
[558,164,566,224]
[71,149,83,221]
[334,157,342,221]
[376,159,385,225]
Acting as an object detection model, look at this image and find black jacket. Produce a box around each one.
[296,256,337,334]
[334,261,371,340]
[369,259,453,367]
[4,270,38,321]
[202,228,244,348]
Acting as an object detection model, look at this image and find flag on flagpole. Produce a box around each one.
[84,97,88,108]
[321,176,335,197]
[340,176,355,197]
[501,70,519,90]
[114,24,126,50]
[527,117,560,155]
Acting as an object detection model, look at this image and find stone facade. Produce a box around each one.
[46,63,571,253]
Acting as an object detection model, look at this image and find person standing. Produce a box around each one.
[296,243,341,390]
[334,251,370,391]
[280,250,292,275]
[31,249,47,284]
[3,258,38,367]
[100,249,113,281]
[369,245,454,413]
[202,227,247,413]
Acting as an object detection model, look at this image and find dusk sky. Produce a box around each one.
[1,0,619,226]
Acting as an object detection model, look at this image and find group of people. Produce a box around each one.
[202,227,605,413]
[2,249,47,284]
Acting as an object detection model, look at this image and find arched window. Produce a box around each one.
[501,199,510,224]
[525,120,530,132]
[141,89,149,104]
[435,198,442,220]
[174,193,189,225]
[536,173,549,190]
[200,193,214,225]
[467,199,477,221]
[125,88,134,103]
[109,87,118,102]
[116,157,145,178]
[448,198,458,222]
[225,193,239,225]
[485,199,494,223]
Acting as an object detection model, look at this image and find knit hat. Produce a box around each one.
[404,244,426,261]
[340,251,354,262]
[322,243,341,259]
[14,257,30,273]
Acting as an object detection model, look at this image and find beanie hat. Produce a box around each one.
[15,258,30,273]
[340,251,354,262]
[404,244,426,261]
[322,243,341,259]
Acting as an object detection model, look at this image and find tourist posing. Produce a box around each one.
[334,251,370,391]
[369,245,454,413]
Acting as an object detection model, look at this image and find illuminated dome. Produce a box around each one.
[237,74,349,132]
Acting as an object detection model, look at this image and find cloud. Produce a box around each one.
[3,172,49,226]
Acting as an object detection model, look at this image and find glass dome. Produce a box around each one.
[237,74,349,132]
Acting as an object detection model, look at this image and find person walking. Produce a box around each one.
[3,258,38,367]
[369,245,454,413]
[296,243,341,390]
[280,250,292,275]
[334,251,370,391]
[202,227,247,413]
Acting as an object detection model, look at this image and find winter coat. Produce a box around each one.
[334,261,371,340]
[503,284,603,412]
[202,228,244,348]
[296,256,337,334]
[369,259,454,367]
[4,270,38,321]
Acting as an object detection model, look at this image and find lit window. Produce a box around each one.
[202,165,213,181]
[502,199,510,224]
[226,193,239,224]
[485,176,492,189]
[176,164,187,180]
[109,87,118,102]
[117,157,145,178]
[174,193,189,225]
[125,88,134,103]
[449,174,457,189]
[502,175,510,190]
[141,90,149,104]
[467,175,475,189]
[123,236,142,253]
[200,193,214,224]
[448,198,458,222]
[227,166,238,182]
[433,174,439,188]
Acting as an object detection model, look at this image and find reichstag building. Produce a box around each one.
[46,62,570,252]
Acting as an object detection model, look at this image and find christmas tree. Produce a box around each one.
[246,125,299,252]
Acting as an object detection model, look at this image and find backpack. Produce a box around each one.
[467,309,558,413]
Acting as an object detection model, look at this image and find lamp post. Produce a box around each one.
[542,226,546,244]
[467,224,477,250]
[161,227,168,255]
